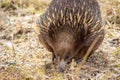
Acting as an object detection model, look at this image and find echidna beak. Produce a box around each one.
[59,59,67,72]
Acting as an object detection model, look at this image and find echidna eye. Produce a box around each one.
[57,53,60,57]
[66,55,69,59]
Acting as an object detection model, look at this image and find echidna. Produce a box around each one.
[37,0,105,72]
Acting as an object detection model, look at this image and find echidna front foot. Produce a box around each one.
[52,53,56,64]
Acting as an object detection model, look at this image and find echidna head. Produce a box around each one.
[49,28,82,72]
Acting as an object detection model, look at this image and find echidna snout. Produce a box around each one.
[59,59,67,72]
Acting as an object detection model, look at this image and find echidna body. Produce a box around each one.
[37,0,105,72]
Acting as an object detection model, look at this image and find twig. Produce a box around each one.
[76,31,102,78]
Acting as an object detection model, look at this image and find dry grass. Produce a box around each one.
[0,0,120,80]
